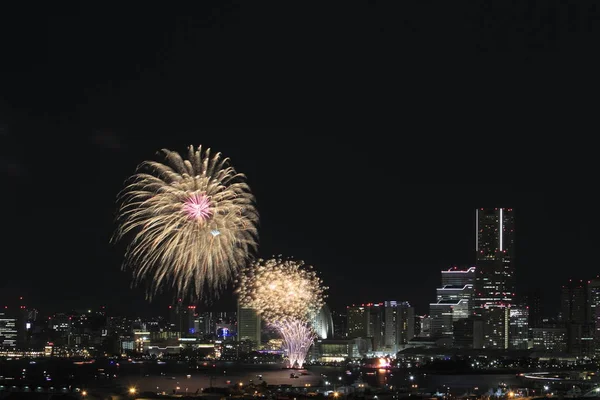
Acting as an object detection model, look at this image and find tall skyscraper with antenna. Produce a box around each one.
[474,207,515,348]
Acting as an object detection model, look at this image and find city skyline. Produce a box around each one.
[3,183,595,318]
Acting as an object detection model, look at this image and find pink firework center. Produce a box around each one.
[183,193,213,222]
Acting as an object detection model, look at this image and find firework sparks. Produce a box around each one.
[113,145,259,301]
[274,319,316,368]
[237,257,327,367]
[182,192,213,221]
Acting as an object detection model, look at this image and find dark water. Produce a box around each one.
[348,368,521,394]
[0,359,523,395]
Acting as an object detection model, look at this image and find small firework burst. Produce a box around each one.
[237,257,327,367]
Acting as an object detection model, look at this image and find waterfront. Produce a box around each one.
[116,364,332,394]
[115,363,524,396]
[2,358,594,398]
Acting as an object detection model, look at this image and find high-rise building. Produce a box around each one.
[587,277,600,324]
[415,315,432,338]
[168,302,196,335]
[346,302,413,352]
[561,279,594,356]
[382,301,414,353]
[442,266,476,287]
[522,290,543,328]
[475,207,515,349]
[587,277,600,356]
[475,208,516,308]
[561,279,586,324]
[346,305,369,338]
[414,315,433,338]
[430,266,475,339]
[509,305,529,349]
[194,312,213,336]
[236,303,261,347]
[346,304,382,350]
[0,310,18,348]
[331,310,346,339]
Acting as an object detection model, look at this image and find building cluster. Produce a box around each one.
[406,208,600,360]
[0,299,242,359]
[2,208,599,362]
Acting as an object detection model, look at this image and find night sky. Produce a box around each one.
[1,3,598,317]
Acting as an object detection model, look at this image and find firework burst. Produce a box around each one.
[273,319,316,368]
[237,257,327,367]
[113,145,259,301]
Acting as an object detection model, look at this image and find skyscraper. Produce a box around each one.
[522,289,543,328]
[587,277,600,356]
[167,302,196,335]
[475,208,515,308]
[382,301,414,353]
[430,266,475,339]
[561,279,593,356]
[346,304,382,350]
[236,302,261,348]
[561,279,586,324]
[346,302,413,352]
[475,207,515,349]
[0,310,18,348]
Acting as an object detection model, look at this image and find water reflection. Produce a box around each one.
[347,367,521,395]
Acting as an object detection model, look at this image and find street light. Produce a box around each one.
[129,387,137,395]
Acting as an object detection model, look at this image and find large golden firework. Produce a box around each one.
[113,145,259,301]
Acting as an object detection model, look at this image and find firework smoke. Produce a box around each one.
[237,257,327,367]
[113,145,259,301]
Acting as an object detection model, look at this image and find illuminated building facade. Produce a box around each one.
[415,315,432,337]
[588,277,600,356]
[483,304,510,349]
[475,207,515,349]
[346,302,413,352]
[347,303,383,350]
[312,304,334,339]
[588,277,600,324]
[382,301,414,352]
[0,311,18,348]
[430,266,475,339]
[531,327,567,351]
[430,299,469,338]
[509,306,529,349]
[313,338,360,362]
[442,266,476,287]
[346,305,371,339]
[236,302,261,347]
